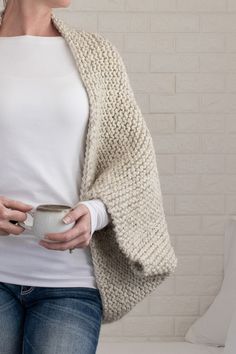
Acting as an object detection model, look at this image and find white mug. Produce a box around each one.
[18,204,76,241]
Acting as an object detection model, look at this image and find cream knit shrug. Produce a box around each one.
[0,10,178,324]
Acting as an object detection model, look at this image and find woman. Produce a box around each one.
[0,0,178,353]
[0,1,110,353]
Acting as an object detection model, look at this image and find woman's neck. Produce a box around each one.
[0,7,61,37]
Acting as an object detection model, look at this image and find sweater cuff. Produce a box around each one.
[76,199,111,237]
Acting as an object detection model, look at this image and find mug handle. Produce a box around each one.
[18,209,36,230]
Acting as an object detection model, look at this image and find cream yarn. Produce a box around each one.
[0,10,178,324]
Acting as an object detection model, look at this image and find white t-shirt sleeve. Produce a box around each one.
[77,199,111,236]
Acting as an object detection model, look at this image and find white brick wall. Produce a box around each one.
[2,0,232,344]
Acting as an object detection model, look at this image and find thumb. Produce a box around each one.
[62,204,87,224]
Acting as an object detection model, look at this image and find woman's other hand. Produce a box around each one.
[39,203,92,251]
[0,195,33,236]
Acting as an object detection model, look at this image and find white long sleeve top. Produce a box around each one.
[0,34,110,288]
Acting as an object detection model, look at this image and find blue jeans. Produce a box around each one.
[0,282,103,354]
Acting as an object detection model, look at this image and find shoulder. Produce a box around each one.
[79,30,118,53]
[54,12,126,72]
[76,29,126,72]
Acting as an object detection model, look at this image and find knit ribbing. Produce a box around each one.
[0,10,178,324]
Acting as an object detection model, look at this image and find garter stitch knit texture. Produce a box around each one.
[0,10,178,324]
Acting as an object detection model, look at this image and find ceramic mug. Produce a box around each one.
[16,204,76,241]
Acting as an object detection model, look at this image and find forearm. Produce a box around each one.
[77,199,111,236]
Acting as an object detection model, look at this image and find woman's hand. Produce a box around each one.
[0,195,33,236]
[39,203,92,251]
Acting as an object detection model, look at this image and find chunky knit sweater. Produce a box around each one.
[0,10,178,324]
